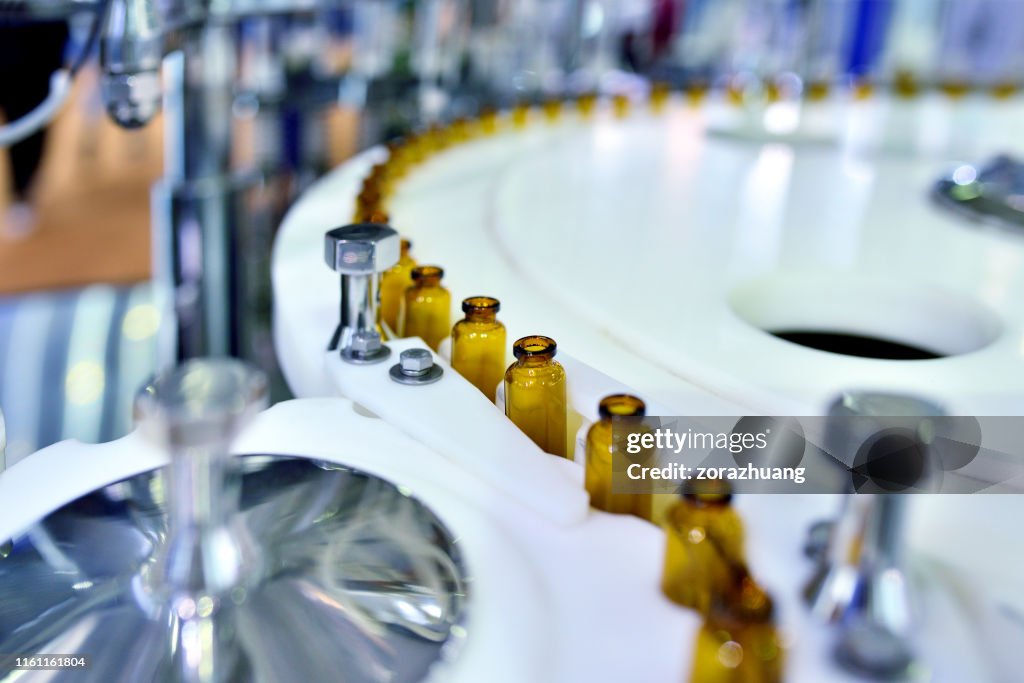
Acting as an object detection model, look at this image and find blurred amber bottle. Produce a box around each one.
[661,480,746,614]
[612,93,631,118]
[379,238,416,336]
[685,81,709,107]
[804,80,831,103]
[480,107,500,135]
[576,91,598,119]
[543,97,563,123]
[451,297,506,401]
[585,394,653,521]
[650,82,671,112]
[690,578,784,683]
[402,265,451,351]
[504,336,567,457]
[512,102,530,129]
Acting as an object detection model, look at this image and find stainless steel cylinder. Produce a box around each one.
[324,224,400,363]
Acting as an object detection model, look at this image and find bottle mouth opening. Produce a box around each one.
[412,265,444,281]
[513,335,557,358]
[598,394,646,418]
[681,479,733,504]
[463,296,500,313]
[400,238,412,253]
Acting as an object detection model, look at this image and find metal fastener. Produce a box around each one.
[389,348,443,385]
[324,223,399,364]
[341,330,391,365]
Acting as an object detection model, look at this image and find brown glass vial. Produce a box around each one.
[451,297,507,401]
[689,578,784,683]
[576,91,599,119]
[504,336,567,458]
[612,93,631,118]
[402,265,451,351]
[650,82,671,113]
[511,102,530,129]
[685,81,710,107]
[542,97,563,123]
[379,238,416,336]
[479,106,500,136]
[661,480,747,614]
[585,394,653,521]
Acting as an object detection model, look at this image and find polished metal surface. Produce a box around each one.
[933,154,1024,232]
[99,0,165,128]
[389,348,444,386]
[324,224,400,361]
[0,359,467,681]
[803,392,937,679]
[340,330,392,365]
[0,456,469,682]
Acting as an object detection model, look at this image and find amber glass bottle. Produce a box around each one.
[585,394,652,521]
[661,480,747,614]
[402,265,451,351]
[504,336,567,458]
[576,92,598,119]
[690,578,784,683]
[542,97,563,123]
[451,297,506,401]
[612,93,631,118]
[511,102,530,129]
[379,239,416,337]
[480,107,500,136]
[686,81,710,107]
[650,82,671,112]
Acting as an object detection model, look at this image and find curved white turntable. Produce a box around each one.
[266,94,1024,682]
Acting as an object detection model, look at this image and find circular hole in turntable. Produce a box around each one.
[728,273,1003,360]
[769,331,940,360]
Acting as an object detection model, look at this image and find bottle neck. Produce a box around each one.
[415,276,442,288]
[465,309,497,323]
[517,353,553,367]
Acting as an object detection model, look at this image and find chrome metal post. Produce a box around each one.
[153,25,247,364]
[324,223,400,363]
[804,391,945,679]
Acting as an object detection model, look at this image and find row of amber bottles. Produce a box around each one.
[358,72,1024,222]
[581,394,783,681]
[375,240,568,457]
[377,239,453,351]
[380,251,568,463]
[664,482,783,682]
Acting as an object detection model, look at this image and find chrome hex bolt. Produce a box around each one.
[389,348,443,385]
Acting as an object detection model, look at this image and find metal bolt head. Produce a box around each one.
[324,224,400,275]
[102,70,162,129]
[350,330,382,355]
[389,348,443,385]
[400,348,433,375]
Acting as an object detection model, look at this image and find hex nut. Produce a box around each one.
[324,224,401,275]
[399,348,433,375]
[350,331,382,355]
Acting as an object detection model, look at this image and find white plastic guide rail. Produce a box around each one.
[325,336,590,526]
